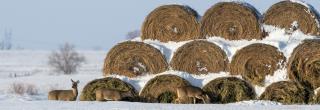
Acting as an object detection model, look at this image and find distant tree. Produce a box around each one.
[0,29,12,50]
[126,30,140,40]
[48,43,86,74]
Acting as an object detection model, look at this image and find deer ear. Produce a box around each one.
[76,80,80,84]
[71,79,74,82]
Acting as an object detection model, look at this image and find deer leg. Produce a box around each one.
[193,97,196,104]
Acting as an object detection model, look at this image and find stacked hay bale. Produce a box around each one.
[79,1,320,105]
[229,43,286,86]
[263,1,320,36]
[80,77,137,101]
[170,40,228,75]
[201,2,263,40]
[103,41,168,77]
[259,81,311,104]
[141,5,202,42]
[139,74,191,103]
[287,39,320,90]
[202,77,256,103]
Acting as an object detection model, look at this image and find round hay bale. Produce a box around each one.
[288,39,320,89]
[201,2,263,40]
[170,40,228,75]
[259,81,311,104]
[140,74,191,103]
[229,43,285,86]
[103,41,168,77]
[263,1,320,36]
[202,77,256,103]
[79,77,137,101]
[141,5,202,42]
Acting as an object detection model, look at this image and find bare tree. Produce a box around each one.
[0,29,12,50]
[48,43,86,74]
[126,30,140,40]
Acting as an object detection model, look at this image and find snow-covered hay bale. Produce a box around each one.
[200,2,263,40]
[288,39,320,89]
[140,74,191,103]
[202,77,256,103]
[259,81,310,104]
[141,5,201,42]
[103,41,168,77]
[229,43,285,86]
[263,1,320,36]
[80,77,137,101]
[170,40,228,75]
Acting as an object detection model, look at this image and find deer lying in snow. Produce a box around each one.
[48,79,79,101]
[175,86,210,104]
[95,88,135,101]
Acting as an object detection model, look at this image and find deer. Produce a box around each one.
[95,88,135,101]
[48,79,80,101]
[175,86,210,104]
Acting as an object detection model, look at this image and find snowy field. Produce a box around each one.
[1,25,320,110]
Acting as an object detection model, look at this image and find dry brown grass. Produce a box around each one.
[141,5,202,42]
[170,40,228,75]
[229,43,285,86]
[103,41,168,77]
[263,1,320,36]
[201,2,263,40]
[202,77,256,103]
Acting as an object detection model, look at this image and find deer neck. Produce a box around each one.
[72,87,78,97]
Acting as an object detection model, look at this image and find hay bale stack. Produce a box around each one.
[103,41,168,77]
[140,74,191,103]
[170,40,228,75]
[202,77,256,103]
[80,77,137,101]
[263,1,320,36]
[259,81,311,104]
[201,2,263,40]
[229,43,285,86]
[288,39,320,89]
[141,5,201,42]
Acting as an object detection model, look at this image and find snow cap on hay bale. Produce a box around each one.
[202,77,256,103]
[141,4,202,42]
[229,43,285,86]
[288,39,320,90]
[140,74,191,103]
[80,77,137,101]
[170,40,228,75]
[200,2,263,40]
[263,1,320,36]
[103,41,168,77]
[259,81,311,104]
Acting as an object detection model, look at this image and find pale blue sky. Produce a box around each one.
[0,0,319,50]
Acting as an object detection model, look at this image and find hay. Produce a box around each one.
[263,1,320,36]
[170,40,228,75]
[259,81,311,104]
[141,5,202,42]
[79,77,137,101]
[229,43,285,86]
[103,41,168,77]
[200,2,263,40]
[288,39,320,89]
[202,77,256,103]
[140,74,191,103]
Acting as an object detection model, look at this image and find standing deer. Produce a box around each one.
[48,79,80,101]
[95,88,135,101]
[175,86,210,104]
